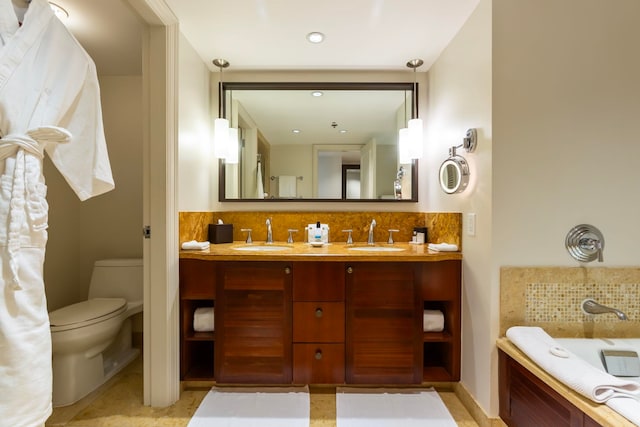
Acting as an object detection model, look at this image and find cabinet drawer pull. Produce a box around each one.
[347,266,353,274]
[315,308,323,318]
[315,349,323,360]
[284,267,291,274]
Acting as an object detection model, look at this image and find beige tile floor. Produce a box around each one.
[47,356,479,427]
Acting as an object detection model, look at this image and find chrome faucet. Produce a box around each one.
[266,218,273,244]
[367,219,376,245]
[581,299,628,320]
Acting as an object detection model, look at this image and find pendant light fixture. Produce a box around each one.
[213,58,230,159]
[405,59,424,159]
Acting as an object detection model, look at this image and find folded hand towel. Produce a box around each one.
[506,326,640,403]
[423,310,445,332]
[193,307,214,332]
[427,243,458,252]
[181,240,210,250]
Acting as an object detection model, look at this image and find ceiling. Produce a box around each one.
[50,0,480,75]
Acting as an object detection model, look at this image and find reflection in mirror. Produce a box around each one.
[219,83,418,202]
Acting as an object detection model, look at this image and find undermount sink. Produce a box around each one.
[348,246,405,252]
[232,245,291,252]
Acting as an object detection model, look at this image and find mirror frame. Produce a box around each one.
[218,82,419,203]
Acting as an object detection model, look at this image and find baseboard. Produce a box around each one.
[453,383,507,427]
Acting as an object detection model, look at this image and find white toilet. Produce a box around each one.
[49,258,143,407]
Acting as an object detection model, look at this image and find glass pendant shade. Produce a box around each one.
[408,117,423,159]
[398,127,411,164]
[213,118,229,159]
[226,127,239,164]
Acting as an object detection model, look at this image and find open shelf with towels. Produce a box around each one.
[420,260,461,382]
[179,259,216,381]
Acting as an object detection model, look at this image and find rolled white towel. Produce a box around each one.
[423,309,445,332]
[427,243,458,252]
[193,307,214,332]
[181,240,210,250]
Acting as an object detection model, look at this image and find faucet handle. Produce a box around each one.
[342,229,353,245]
[287,229,298,243]
[241,228,253,244]
[387,229,399,244]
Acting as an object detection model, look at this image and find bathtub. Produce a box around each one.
[555,337,640,381]
[499,332,640,427]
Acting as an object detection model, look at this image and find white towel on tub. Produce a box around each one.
[606,396,640,426]
[506,326,640,402]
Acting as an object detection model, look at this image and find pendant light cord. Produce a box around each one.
[406,59,423,120]
[212,58,230,119]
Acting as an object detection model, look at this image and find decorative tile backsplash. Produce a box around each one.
[501,267,640,337]
[179,211,462,248]
[525,282,640,323]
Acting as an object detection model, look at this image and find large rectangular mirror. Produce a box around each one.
[219,82,418,202]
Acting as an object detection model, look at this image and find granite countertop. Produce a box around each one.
[496,337,635,427]
[179,241,462,262]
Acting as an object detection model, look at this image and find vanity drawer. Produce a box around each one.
[293,343,345,384]
[292,262,345,301]
[293,302,345,342]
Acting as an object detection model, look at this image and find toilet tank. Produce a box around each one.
[87,258,143,303]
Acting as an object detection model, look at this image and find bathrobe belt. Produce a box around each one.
[0,126,71,290]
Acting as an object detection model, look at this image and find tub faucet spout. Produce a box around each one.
[581,299,628,320]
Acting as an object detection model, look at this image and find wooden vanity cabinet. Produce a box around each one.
[215,261,293,384]
[179,258,461,385]
[179,259,216,381]
[346,262,423,384]
[292,262,345,384]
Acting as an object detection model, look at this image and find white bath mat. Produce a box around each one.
[188,386,310,427]
[336,387,457,427]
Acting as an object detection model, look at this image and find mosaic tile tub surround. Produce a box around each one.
[501,267,640,337]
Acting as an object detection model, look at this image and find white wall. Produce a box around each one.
[490,0,640,417]
[45,76,143,311]
[270,145,312,198]
[493,0,640,265]
[375,144,397,197]
[177,33,213,211]
[317,152,343,198]
[425,0,493,415]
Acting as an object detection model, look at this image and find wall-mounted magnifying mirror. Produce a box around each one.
[439,128,477,194]
[219,82,418,202]
[440,155,470,194]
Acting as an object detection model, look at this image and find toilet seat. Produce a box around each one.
[50,298,127,332]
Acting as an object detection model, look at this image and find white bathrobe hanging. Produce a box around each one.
[0,1,114,426]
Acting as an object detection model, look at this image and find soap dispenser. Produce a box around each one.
[314,221,322,243]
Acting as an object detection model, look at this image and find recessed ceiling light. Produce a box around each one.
[292,129,301,134]
[306,32,325,44]
[49,2,69,19]
[340,130,348,134]
[311,91,323,97]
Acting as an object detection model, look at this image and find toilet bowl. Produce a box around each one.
[49,258,143,407]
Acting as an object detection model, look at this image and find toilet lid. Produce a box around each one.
[49,298,127,330]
